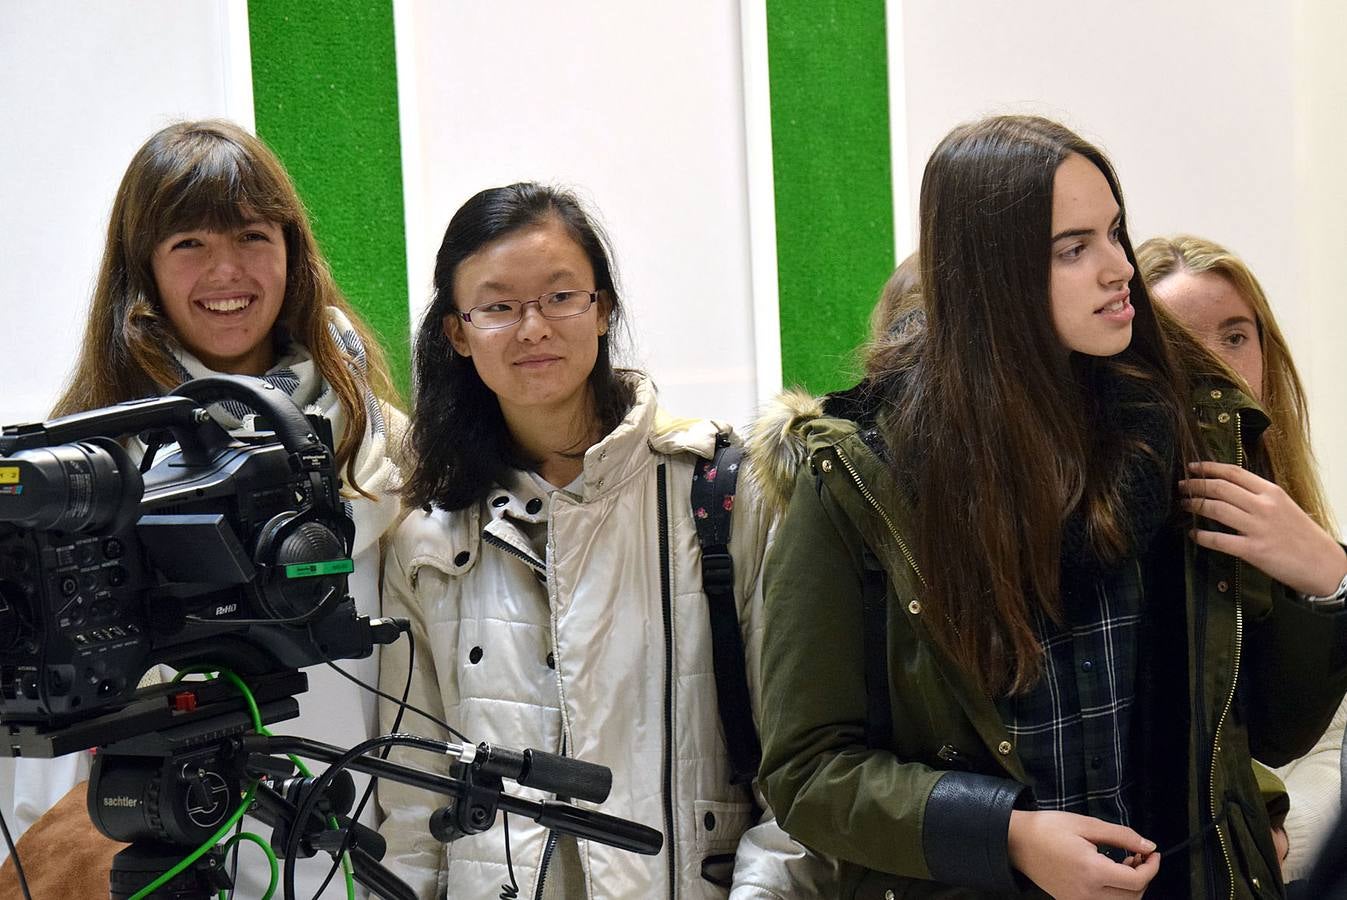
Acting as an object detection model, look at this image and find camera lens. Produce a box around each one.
[0,440,142,534]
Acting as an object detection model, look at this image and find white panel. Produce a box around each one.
[885,0,914,263]
[222,0,256,133]
[399,0,759,427]
[738,0,782,404]
[0,0,250,423]
[392,0,432,327]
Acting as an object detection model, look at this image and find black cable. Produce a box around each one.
[308,631,417,900]
[185,586,342,627]
[498,813,520,899]
[282,734,450,900]
[0,809,32,900]
[316,634,470,743]
[225,815,244,898]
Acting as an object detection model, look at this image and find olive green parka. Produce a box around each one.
[750,383,1347,899]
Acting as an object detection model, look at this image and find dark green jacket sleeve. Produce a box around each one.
[1240,576,1347,767]
[758,466,1024,890]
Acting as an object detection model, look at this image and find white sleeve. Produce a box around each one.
[1277,694,1347,881]
[12,752,92,838]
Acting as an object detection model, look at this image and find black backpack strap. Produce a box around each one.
[692,432,762,787]
[861,548,893,749]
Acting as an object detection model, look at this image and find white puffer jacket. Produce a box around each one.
[377,377,832,900]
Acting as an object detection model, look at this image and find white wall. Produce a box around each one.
[898,0,1296,309]
[1293,0,1347,526]
[0,0,251,424]
[395,0,761,427]
[894,0,1342,523]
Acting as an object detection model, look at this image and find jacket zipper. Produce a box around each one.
[483,531,546,573]
[833,445,926,588]
[656,463,676,900]
[532,830,559,900]
[483,526,556,897]
[1209,411,1247,899]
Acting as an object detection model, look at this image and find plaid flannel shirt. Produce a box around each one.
[995,560,1145,827]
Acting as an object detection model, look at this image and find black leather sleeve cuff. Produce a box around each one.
[921,771,1028,891]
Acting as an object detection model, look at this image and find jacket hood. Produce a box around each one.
[746,387,827,519]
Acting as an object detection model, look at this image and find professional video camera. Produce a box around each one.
[0,377,662,899]
[0,375,399,897]
[0,375,372,733]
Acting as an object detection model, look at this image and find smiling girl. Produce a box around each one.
[752,116,1347,899]
[23,119,406,896]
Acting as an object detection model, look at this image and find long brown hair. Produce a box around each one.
[1137,234,1336,536]
[52,120,397,493]
[869,116,1203,695]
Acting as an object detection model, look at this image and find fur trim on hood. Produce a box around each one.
[745,387,826,519]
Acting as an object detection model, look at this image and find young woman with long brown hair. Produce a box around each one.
[4,119,405,897]
[752,116,1347,898]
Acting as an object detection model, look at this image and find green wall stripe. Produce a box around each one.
[247,0,411,401]
[767,2,895,394]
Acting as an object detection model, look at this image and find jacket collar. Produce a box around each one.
[581,373,725,499]
[404,373,731,578]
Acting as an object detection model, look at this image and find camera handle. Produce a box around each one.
[170,376,329,462]
[1,395,229,466]
[3,375,330,469]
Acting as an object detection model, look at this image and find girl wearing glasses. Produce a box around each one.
[751,116,1347,898]
[378,183,817,899]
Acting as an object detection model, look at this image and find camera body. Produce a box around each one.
[0,376,375,738]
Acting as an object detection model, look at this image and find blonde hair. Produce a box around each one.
[867,252,921,342]
[1137,234,1335,535]
[53,120,398,494]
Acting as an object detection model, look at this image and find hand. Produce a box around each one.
[1007,810,1160,899]
[1179,461,1347,598]
[1272,825,1290,876]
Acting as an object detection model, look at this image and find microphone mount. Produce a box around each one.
[238,734,664,861]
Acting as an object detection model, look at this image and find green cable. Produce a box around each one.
[171,667,356,899]
[218,831,279,900]
[126,783,259,900]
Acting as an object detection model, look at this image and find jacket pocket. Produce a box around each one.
[693,799,754,888]
[692,799,754,854]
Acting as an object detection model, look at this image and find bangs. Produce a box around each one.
[149,136,292,239]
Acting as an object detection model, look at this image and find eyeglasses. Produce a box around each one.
[456,290,600,330]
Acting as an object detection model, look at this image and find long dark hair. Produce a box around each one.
[52,119,397,494]
[869,116,1202,695]
[403,183,634,511]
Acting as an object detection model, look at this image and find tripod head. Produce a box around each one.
[76,670,407,899]
[63,673,660,899]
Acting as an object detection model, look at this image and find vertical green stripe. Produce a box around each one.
[247,1,411,400]
[767,2,895,393]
